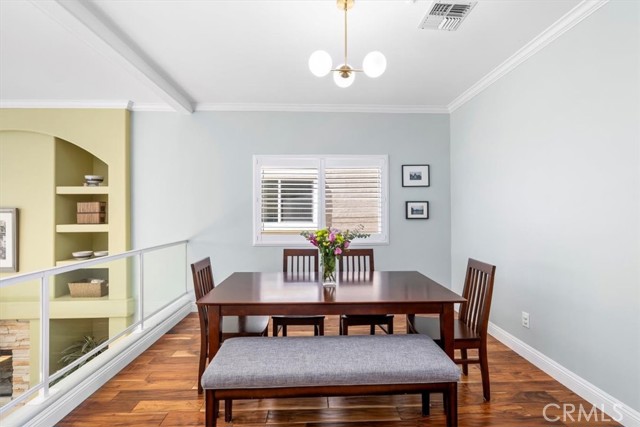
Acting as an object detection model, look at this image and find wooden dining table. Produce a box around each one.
[196,270,465,362]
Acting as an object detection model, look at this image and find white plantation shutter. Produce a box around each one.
[325,167,382,234]
[260,168,318,233]
[254,155,388,245]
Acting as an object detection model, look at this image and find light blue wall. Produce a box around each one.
[131,112,451,286]
[450,1,640,412]
[130,1,639,414]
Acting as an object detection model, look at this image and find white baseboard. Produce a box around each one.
[488,322,639,427]
[3,296,193,427]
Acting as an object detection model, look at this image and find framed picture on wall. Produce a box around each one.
[406,201,429,220]
[0,208,19,272]
[402,164,430,187]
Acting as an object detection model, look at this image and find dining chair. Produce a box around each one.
[407,258,496,401]
[339,249,394,335]
[272,249,325,336]
[191,257,269,421]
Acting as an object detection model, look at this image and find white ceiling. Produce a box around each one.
[0,0,591,113]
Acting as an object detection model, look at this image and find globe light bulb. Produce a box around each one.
[308,50,332,77]
[362,51,387,78]
[333,64,355,88]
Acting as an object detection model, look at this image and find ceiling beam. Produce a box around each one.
[30,0,193,114]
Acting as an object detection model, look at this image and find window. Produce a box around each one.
[254,155,388,245]
[260,167,318,232]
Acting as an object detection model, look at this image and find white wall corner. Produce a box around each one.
[488,322,640,427]
[447,0,610,112]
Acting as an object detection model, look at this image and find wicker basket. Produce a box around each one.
[68,279,108,298]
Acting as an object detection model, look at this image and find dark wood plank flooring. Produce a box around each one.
[58,314,620,426]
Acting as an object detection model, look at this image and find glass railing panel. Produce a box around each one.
[0,240,188,422]
[0,278,41,410]
[141,243,187,318]
[48,257,133,382]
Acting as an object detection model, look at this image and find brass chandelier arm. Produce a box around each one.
[330,68,364,73]
[308,0,385,85]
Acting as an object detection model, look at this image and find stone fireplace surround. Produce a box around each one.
[0,320,30,405]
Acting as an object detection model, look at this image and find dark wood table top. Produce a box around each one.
[198,270,465,359]
[197,271,465,306]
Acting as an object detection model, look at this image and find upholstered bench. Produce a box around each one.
[201,334,460,427]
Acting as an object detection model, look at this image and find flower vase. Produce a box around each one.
[321,254,337,288]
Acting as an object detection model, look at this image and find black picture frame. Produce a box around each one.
[406,201,429,220]
[0,208,19,272]
[402,164,430,187]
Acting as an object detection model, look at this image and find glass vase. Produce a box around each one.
[321,253,337,287]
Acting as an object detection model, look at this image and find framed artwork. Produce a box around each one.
[402,164,430,187]
[406,201,429,220]
[0,208,18,272]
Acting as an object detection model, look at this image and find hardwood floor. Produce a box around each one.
[58,314,620,426]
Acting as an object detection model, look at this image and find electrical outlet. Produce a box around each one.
[521,311,530,329]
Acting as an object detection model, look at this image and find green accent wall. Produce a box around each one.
[0,108,132,385]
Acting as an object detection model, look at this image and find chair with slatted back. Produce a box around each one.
[339,249,394,335]
[192,257,269,421]
[272,249,325,336]
[407,258,496,401]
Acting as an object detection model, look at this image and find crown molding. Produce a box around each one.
[0,101,449,114]
[29,0,193,114]
[447,0,610,113]
[130,103,176,112]
[194,103,449,114]
[0,100,133,110]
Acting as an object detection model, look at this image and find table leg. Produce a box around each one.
[440,303,454,359]
[207,305,222,361]
[207,306,223,419]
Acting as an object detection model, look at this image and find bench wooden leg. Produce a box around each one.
[224,399,232,422]
[205,390,217,427]
[445,383,458,427]
[421,392,430,416]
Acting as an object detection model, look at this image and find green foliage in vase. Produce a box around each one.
[301,225,370,258]
[301,226,370,282]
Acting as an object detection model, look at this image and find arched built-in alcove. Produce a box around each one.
[0,109,131,389]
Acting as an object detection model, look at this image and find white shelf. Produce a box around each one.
[53,294,109,301]
[55,258,109,266]
[56,259,85,266]
[56,224,109,233]
[56,186,108,195]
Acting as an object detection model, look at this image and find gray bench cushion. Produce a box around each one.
[202,334,460,390]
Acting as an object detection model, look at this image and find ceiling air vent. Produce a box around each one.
[419,1,476,31]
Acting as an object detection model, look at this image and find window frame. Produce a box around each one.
[253,155,389,246]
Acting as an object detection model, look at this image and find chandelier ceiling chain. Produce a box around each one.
[343,1,348,69]
[309,0,387,88]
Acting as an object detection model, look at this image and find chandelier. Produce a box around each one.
[308,0,387,88]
